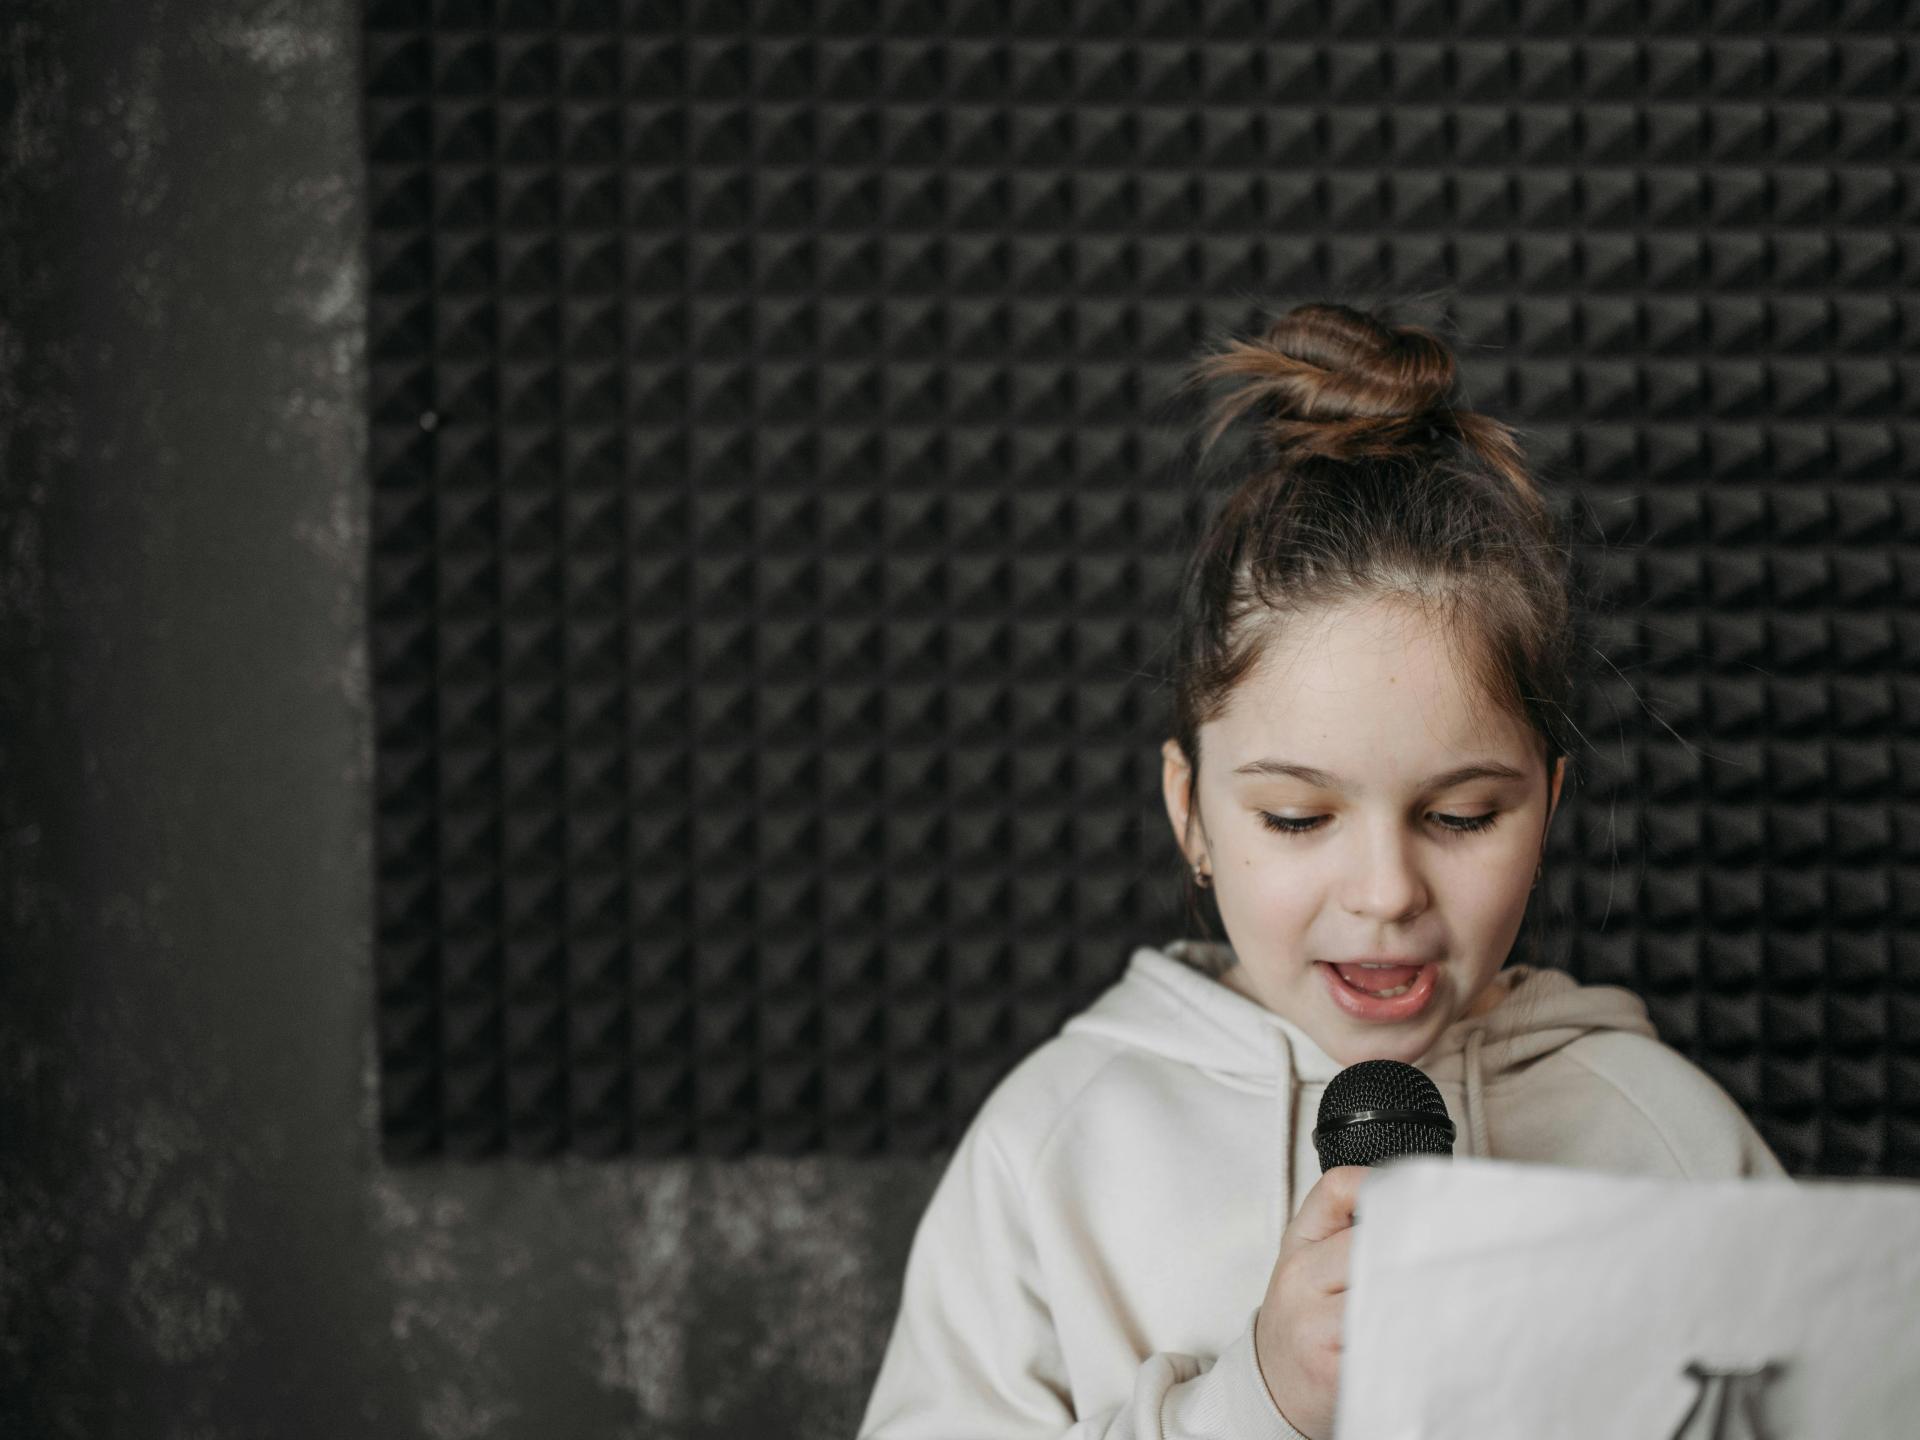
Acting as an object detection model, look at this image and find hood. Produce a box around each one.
[1060,939,1660,1233]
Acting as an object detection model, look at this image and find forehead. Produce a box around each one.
[1214,598,1530,767]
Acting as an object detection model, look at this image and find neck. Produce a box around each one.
[1466,970,1515,1018]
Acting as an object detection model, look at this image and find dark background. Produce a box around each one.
[2,2,921,1434]
[6,0,1918,1434]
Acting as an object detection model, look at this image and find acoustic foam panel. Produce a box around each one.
[365,0,1920,1171]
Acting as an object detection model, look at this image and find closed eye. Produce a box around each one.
[1257,811,1502,837]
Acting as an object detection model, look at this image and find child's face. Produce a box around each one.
[1162,595,1565,1067]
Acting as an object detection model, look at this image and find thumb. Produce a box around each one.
[1284,1165,1369,1250]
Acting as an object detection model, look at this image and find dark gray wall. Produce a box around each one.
[0,3,924,1434]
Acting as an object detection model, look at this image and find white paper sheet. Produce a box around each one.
[1335,1157,1920,1440]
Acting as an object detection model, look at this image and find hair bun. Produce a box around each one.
[1185,301,1464,464]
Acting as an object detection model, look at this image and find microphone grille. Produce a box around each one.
[1314,1058,1455,1170]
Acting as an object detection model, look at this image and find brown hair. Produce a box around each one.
[1163,298,1592,984]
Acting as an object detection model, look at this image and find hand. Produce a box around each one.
[1253,1165,1367,1440]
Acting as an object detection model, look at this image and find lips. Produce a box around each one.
[1318,959,1440,1021]
[1331,961,1424,994]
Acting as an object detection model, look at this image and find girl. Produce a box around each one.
[855,301,1785,1440]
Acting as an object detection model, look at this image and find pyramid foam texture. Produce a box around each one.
[366,0,1920,1171]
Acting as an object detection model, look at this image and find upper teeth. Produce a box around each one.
[1359,962,1403,968]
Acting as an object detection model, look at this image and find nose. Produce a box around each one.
[1341,823,1429,922]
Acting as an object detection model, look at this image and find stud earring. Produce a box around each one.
[1192,863,1212,889]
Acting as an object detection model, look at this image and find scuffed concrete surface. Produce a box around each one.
[0,1,942,1434]
[353,1155,939,1440]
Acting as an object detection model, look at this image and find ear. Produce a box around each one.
[1160,737,1202,867]
[1546,754,1566,828]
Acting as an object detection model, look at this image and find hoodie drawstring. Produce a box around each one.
[1463,1027,1490,1158]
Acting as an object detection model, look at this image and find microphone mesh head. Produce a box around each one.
[1314,1058,1455,1170]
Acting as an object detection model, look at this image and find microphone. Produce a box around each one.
[1312,1058,1456,1171]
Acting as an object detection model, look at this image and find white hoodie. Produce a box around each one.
[857,939,1786,1440]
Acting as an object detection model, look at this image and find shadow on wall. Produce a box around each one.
[0,2,927,1435]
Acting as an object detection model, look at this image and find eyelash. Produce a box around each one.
[1257,811,1503,838]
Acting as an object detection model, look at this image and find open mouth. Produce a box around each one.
[1334,962,1421,998]
[1318,960,1439,1020]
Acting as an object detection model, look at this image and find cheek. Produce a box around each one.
[1217,846,1321,926]
[1448,852,1537,931]
[1218,833,1534,925]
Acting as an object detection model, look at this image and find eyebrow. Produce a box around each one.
[1230,759,1531,793]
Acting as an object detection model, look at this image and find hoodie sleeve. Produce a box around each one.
[1723,1093,1788,1180]
[1558,1032,1791,1181]
[857,1111,1314,1440]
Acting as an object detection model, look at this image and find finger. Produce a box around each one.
[1289,1165,1370,1245]
[1303,1305,1347,1373]
[1292,1224,1356,1297]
